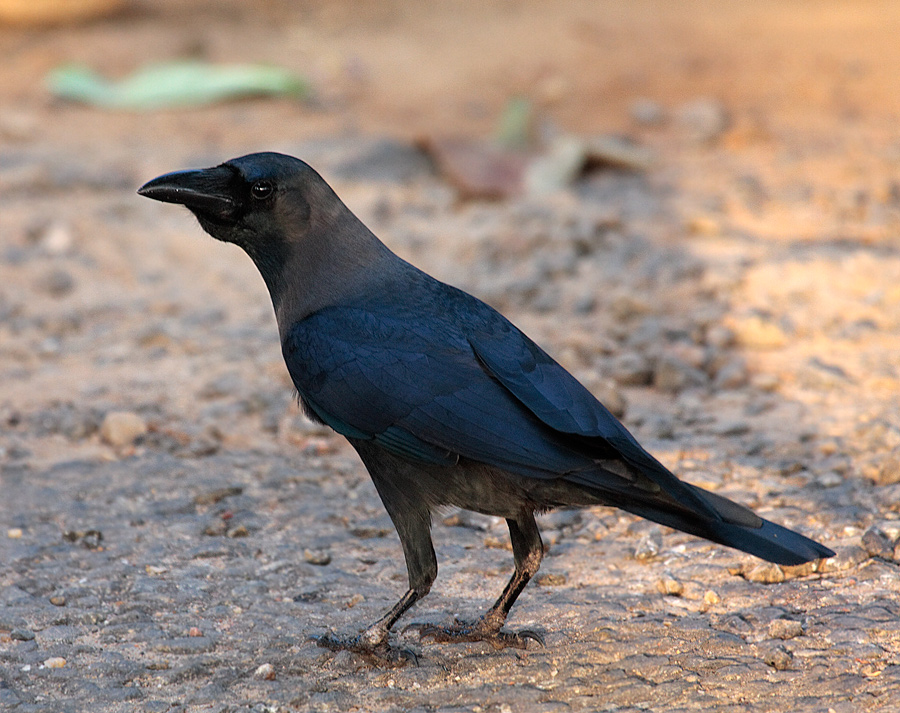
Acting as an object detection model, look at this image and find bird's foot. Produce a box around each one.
[406,618,544,650]
[315,633,418,667]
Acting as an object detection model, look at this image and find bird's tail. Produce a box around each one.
[567,472,834,565]
[623,483,833,565]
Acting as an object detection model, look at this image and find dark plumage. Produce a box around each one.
[139,152,833,660]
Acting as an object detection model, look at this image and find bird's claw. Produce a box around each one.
[314,633,419,667]
[404,619,544,650]
[517,629,546,647]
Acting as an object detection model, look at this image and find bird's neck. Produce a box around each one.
[264,214,396,339]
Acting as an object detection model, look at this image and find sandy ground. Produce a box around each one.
[1,1,900,711]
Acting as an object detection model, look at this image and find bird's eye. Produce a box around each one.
[250,181,274,200]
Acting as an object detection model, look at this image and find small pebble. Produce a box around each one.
[687,214,720,236]
[630,98,665,126]
[36,269,75,298]
[227,524,249,538]
[610,352,653,387]
[677,98,730,143]
[198,372,242,399]
[634,533,661,561]
[816,471,844,488]
[611,295,651,322]
[874,520,900,541]
[751,373,781,392]
[10,628,35,641]
[254,662,276,680]
[874,452,900,486]
[768,619,803,640]
[743,562,785,584]
[656,575,684,596]
[536,573,568,586]
[188,627,203,637]
[817,546,869,573]
[706,325,736,349]
[100,411,148,447]
[861,526,894,559]
[303,548,332,566]
[49,595,66,606]
[732,316,788,350]
[762,645,792,671]
[43,657,67,669]
[654,355,707,393]
[346,593,365,608]
[703,589,721,606]
[713,358,749,389]
[37,221,74,255]
[584,134,653,171]
[7,527,23,539]
[711,419,751,437]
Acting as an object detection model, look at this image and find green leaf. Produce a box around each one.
[494,96,534,150]
[46,61,309,110]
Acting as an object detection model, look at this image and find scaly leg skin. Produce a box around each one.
[410,514,546,650]
[316,445,438,666]
[315,589,422,666]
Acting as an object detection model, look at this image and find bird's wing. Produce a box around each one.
[282,306,599,478]
[464,316,719,517]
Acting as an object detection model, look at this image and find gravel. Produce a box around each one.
[3,7,900,709]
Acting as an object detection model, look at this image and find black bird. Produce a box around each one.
[139,152,833,661]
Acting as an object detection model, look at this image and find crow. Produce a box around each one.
[139,152,833,662]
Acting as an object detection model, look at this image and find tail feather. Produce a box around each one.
[620,498,834,565]
[567,471,834,565]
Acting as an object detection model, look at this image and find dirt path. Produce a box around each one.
[1,2,899,711]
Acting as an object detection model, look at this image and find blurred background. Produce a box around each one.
[2,1,900,710]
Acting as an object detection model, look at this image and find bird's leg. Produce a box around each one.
[317,588,424,666]
[317,456,437,665]
[410,512,545,650]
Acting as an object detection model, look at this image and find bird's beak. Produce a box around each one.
[138,166,239,222]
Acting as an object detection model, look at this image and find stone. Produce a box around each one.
[713,357,749,389]
[732,316,788,349]
[100,411,148,447]
[656,575,684,596]
[873,452,900,486]
[762,645,792,671]
[254,662,276,680]
[634,533,661,561]
[861,526,894,559]
[768,619,803,640]
[817,546,869,573]
[706,325,736,349]
[303,548,332,566]
[630,98,665,126]
[654,355,707,392]
[36,268,75,297]
[610,352,653,386]
[37,221,74,255]
[677,98,730,143]
[536,573,567,586]
[743,562,785,584]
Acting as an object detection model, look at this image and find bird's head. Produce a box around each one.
[138,152,339,250]
[139,151,389,325]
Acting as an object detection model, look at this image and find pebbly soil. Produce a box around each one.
[1,1,899,711]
